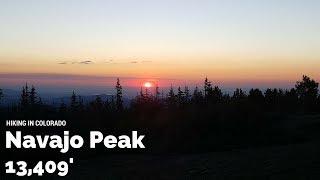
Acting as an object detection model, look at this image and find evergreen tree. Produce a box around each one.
[283,88,298,112]
[155,85,160,99]
[0,88,3,102]
[265,89,276,106]
[211,86,223,103]
[78,95,84,112]
[140,87,144,97]
[59,99,67,113]
[29,85,37,106]
[145,87,149,97]
[20,83,29,108]
[70,91,78,112]
[177,86,185,106]
[248,88,264,104]
[109,95,116,111]
[295,75,319,111]
[204,77,212,99]
[232,88,247,101]
[184,86,190,103]
[38,97,43,105]
[264,88,284,111]
[192,86,203,104]
[317,95,320,112]
[167,85,176,107]
[90,95,103,112]
[222,94,231,103]
[115,78,123,111]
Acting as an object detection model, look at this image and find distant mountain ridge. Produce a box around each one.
[0,89,130,107]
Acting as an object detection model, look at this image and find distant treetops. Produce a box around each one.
[20,83,42,109]
[0,75,318,113]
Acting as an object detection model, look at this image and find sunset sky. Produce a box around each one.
[0,0,319,91]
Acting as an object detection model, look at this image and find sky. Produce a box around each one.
[0,0,319,92]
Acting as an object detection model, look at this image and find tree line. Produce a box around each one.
[0,75,319,152]
[0,75,319,114]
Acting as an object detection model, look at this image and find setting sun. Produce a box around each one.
[143,82,153,88]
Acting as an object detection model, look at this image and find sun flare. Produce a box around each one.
[143,82,153,88]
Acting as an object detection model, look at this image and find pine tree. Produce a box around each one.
[109,95,116,111]
[283,88,298,111]
[21,86,26,105]
[184,86,190,103]
[115,78,123,111]
[295,75,319,111]
[167,85,176,107]
[232,88,246,101]
[145,87,149,97]
[25,83,29,105]
[212,86,223,103]
[140,87,144,97]
[0,88,3,102]
[78,95,84,111]
[59,99,67,113]
[192,86,203,104]
[204,77,212,99]
[248,88,264,104]
[91,95,103,111]
[20,84,29,108]
[70,91,78,112]
[155,85,160,99]
[29,85,37,105]
[177,86,184,106]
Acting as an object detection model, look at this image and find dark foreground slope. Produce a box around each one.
[62,115,320,180]
[65,141,320,180]
[5,141,320,180]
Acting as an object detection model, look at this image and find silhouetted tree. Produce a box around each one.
[295,75,319,111]
[232,88,247,101]
[203,77,223,103]
[222,94,231,103]
[211,86,223,103]
[204,77,212,100]
[192,86,203,104]
[90,95,104,112]
[139,87,144,98]
[0,88,3,102]
[29,85,38,106]
[20,83,29,109]
[59,99,67,113]
[167,85,176,107]
[265,88,279,110]
[184,86,190,103]
[283,88,298,112]
[115,78,124,111]
[248,88,264,105]
[78,95,85,112]
[317,95,320,112]
[155,85,160,99]
[177,86,185,106]
[109,96,116,111]
[3,75,320,154]
[70,91,78,112]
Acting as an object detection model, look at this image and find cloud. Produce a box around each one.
[128,60,152,64]
[57,60,94,65]
[99,59,152,65]
[79,60,94,64]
